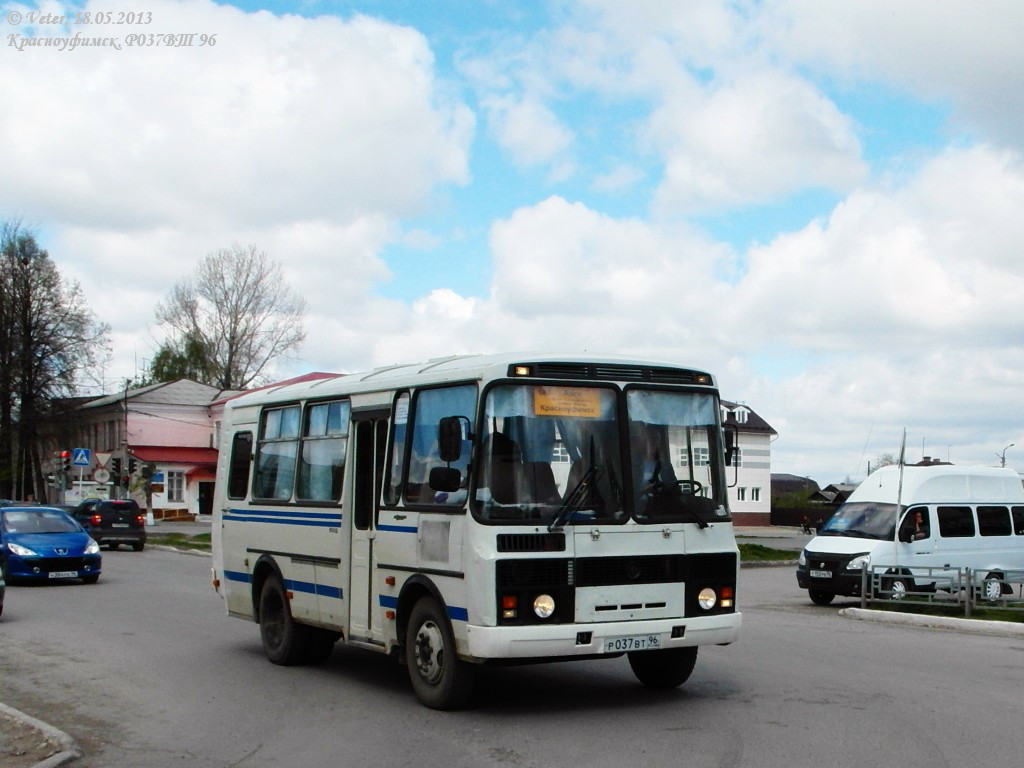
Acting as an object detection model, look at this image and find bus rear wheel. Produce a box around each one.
[405,597,475,710]
[628,647,698,689]
[259,575,311,666]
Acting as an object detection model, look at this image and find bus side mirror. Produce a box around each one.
[438,416,468,463]
[724,424,738,466]
[429,466,461,492]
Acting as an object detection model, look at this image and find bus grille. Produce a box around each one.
[575,555,687,586]
[497,533,566,553]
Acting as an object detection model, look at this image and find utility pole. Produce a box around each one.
[999,444,1014,468]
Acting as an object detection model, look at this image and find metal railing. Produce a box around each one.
[860,565,1024,617]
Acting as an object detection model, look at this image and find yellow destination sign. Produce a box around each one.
[533,387,602,418]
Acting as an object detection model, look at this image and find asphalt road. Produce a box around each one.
[3,540,1024,767]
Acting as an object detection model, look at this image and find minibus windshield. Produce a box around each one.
[819,502,898,540]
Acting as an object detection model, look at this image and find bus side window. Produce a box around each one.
[227,431,253,499]
[383,392,410,506]
[1014,506,1024,536]
[405,384,476,505]
[937,505,975,538]
[253,405,301,501]
[978,506,1011,537]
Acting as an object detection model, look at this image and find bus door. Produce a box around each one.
[349,411,389,644]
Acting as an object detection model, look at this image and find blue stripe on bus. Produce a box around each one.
[377,524,418,534]
[223,570,341,599]
[224,508,342,527]
[378,594,466,622]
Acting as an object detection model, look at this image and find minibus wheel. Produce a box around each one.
[808,589,835,606]
[881,574,913,600]
[405,597,475,710]
[981,573,1007,601]
[259,575,311,666]
[628,647,698,688]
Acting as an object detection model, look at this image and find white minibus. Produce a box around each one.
[797,464,1024,605]
[212,353,742,708]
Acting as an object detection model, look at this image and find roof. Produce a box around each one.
[211,371,342,406]
[720,400,776,434]
[129,446,219,466]
[850,465,1024,505]
[84,380,242,409]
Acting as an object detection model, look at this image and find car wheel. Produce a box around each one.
[107,542,118,551]
[132,542,145,552]
[405,597,475,710]
[628,647,698,688]
[981,573,1006,601]
[808,589,835,606]
[81,574,99,584]
[259,575,311,666]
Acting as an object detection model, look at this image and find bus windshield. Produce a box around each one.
[626,389,730,526]
[818,502,898,540]
[473,384,626,524]
[472,384,731,526]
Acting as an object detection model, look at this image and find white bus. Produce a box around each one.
[212,353,742,709]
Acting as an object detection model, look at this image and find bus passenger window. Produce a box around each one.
[383,393,410,506]
[254,405,300,500]
[297,400,350,502]
[978,506,1011,536]
[227,432,253,499]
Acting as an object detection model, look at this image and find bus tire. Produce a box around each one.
[628,647,698,689]
[405,597,475,710]
[305,628,339,664]
[808,589,835,606]
[259,575,311,666]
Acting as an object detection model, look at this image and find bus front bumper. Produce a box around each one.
[462,612,741,661]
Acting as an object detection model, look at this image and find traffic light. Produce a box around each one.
[60,450,71,474]
[128,458,138,475]
[111,457,121,476]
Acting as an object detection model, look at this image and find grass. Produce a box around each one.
[868,595,1024,623]
[147,532,212,552]
[738,543,799,562]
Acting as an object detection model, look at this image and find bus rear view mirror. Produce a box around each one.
[429,466,462,492]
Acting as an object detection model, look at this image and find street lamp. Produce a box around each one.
[998,444,1014,468]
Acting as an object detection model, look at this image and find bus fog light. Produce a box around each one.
[698,588,717,610]
[533,594,555,618]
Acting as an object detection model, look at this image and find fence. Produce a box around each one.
[860,565,1024,617]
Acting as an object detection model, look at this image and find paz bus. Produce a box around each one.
[211,353,742,709]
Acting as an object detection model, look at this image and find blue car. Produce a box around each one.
[0,506,102,584]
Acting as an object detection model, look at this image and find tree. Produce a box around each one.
[0,221,110,500]
[153,245,306,390]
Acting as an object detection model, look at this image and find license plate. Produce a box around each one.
[604,634,661,653]
[48,571,79,579]
[810,569,832,579]
[112,523,129,528]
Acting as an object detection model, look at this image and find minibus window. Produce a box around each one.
[978,506,1011,537]
[1013,507,1024,536]
[937,506,975,538]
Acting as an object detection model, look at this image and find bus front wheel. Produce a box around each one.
[628,646,698,689]
[405,597,475,710]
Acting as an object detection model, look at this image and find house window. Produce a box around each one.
[737,487,747,501]
[679,446,710,467]
[552,443,570,463]
[168,471,185,503]
[751,487,761,502]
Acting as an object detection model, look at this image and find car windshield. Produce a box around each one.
[2,509,81,534]
[626,389,731,525]
[473,384,626,524]
[819,502,898,539]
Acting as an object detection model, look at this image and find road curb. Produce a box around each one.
[840,607,1024,637]
[0,702,82,768]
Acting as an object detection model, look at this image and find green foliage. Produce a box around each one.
[739,543,800,562]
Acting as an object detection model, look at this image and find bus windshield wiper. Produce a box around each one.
[549,465,601,532]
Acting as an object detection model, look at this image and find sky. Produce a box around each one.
[3,0,1023,486]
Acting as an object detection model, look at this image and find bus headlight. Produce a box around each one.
[697,587,717,610]
[533,594,555,619]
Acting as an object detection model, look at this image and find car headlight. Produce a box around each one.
[7,542,38,557]
[847,554,871,571]
[85,539,100,555]
[798,550,807,566]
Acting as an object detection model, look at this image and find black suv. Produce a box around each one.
[73,499,147,551]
